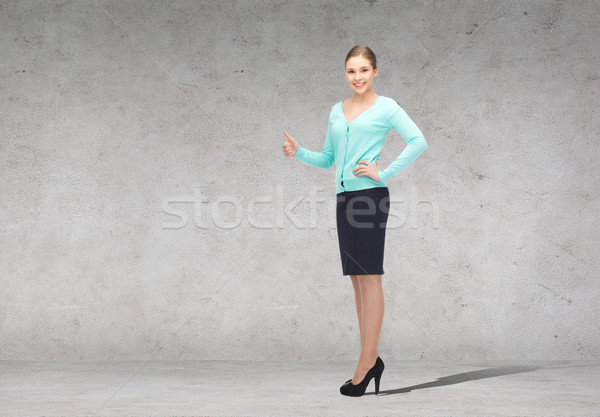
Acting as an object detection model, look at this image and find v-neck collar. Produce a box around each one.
[340,95,381,124]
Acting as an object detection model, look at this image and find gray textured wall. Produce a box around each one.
[1,0,598,360]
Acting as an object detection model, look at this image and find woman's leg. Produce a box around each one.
[350,275,363,345]
[351,274,384,384]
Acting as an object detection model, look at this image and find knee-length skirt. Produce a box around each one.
[336,186,390,276]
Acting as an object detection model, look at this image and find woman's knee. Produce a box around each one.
[356,274,382,288]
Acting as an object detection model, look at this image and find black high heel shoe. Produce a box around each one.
[340,356,385,396]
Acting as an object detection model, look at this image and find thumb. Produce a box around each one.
[284,130,296,144]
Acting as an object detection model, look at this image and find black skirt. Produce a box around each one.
[336,186,390,276]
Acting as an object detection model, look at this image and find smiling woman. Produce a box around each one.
[282,45,428,398]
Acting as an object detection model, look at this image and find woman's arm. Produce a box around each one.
[377,103,428,183]
[294,122,334,169]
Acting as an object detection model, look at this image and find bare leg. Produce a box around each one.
[351,274,384,384]
[350,275,363,346]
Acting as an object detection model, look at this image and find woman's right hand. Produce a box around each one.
[283,130,299,157]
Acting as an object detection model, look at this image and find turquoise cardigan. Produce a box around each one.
[294,95,428,193]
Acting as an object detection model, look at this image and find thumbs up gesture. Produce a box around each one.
[283,130,299,157]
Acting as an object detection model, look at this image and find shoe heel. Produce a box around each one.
[374,357,384,395]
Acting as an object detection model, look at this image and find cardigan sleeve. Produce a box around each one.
[294,115,335,170]
[377,101,428,183]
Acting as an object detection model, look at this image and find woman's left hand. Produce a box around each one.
[353,159,381,182]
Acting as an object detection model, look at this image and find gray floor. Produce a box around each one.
[1,360,598,416]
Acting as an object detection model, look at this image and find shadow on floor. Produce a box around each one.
[369,365,543,396]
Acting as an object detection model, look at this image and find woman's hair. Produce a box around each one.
[345,46,377,70]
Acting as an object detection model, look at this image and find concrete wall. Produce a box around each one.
[1,0,598,360]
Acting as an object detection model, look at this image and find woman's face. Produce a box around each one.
[345,56,378,95]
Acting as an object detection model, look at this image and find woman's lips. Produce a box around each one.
[354,82,365,87]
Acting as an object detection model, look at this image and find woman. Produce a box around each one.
[282,45,428,397]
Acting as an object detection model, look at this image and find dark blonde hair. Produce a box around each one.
[345,46,377,70]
